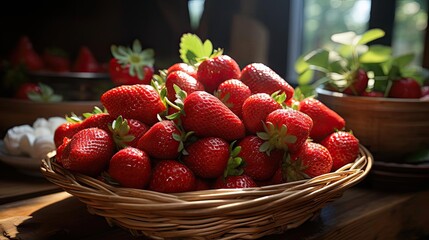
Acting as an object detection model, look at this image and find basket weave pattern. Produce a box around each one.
[41,145,373,240]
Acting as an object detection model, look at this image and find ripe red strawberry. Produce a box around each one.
[165,70,204,101]
[72,46,100,72]
[10,36,44,71]
[240,63,294,101]
[182,137,230,179]
[260,109,313,153]
[181,91,245,141]
[194,177,211,191]
[196,55,241,93]
[213,174,257,189]
[167,63,197,79]
[108,147,151,189]
[421,86,429,97]
[343,69,369,95]
[321,131,359,171]
[59,128,115,176]
[288,142,333,181]
[149,160,196,193]
[55,137,71,166]
[109,40,155,86]
[238,136,283,181]
[14,83,41,100]
[137,120,183,159]
[388,77,422,98]
[215,79,251,119]
[80,113,115,133]
[101,84,166,125]
[109,58,154,86]
[241,93,283,134]
[54,122,82,147]
[298,98,345,141]
[42,48,71,72]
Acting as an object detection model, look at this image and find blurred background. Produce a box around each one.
[0,0,427,84]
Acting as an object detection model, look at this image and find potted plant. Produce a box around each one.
[295,29,429,162]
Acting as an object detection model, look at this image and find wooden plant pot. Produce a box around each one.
[316,88,429,162]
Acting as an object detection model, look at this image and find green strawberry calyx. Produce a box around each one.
[223,141,245,178]
[111,39,155,80]
[165,84,188,121]
[283,153,310,182]
[179,33,223,67]
[109,115,135,149]
[171,124,194,155]
[257,122,297,155]
[27,82,62,103]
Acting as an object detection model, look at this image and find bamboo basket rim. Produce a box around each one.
[40,145,373,240]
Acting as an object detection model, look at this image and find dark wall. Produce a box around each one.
[0,0,192,68]
[0,0,291,76]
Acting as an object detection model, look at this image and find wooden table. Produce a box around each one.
[1,161,429,240]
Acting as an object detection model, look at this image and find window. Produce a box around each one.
[286,0,428,82]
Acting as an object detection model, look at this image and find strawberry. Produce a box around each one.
[149,160,196,193]
[165,70,204,101]
[259,109,313,154]
[80,112,115,133]
[72,46,100,72]
[240,63,294,101]
[238,136,283,181]
[241,93,283,134]
[343,69,369,96]
[194,177,211,191]
[215,79,251,119]
[55,137,71,166]
[167,63,197,79]
[10,36,44,71]
[320,131,360,171]
[101,84,166,126]
[288,142,333,181]
[388,77,422,98]
[14,83,41,100]
[59,128,115,176]
[298,98,345,141]
[213,174,257,189]
[109,40,155,86]
[137,120,184,159]
[54,121,82,148]
[42,48,71,72]
[182,137,230,179]
[181,91,245,141]
[267,166,286,185]
[196,55,241,93]
[110,116,149,148]
[421,86,429,98]
[16,82,62,102]
[107,147,151,189]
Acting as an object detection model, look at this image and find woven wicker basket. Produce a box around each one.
[41,145,373,240]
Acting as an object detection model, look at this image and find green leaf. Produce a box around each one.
[297,69,314,86]
[359,45,392,63]
[294,56,309,74]
[356,28,385,46]
[392,53,415,68]
[179,33,214,65]
[303,49,330,70]
[331,31,356,46]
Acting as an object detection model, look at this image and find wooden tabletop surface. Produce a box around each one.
[1,161,429,240]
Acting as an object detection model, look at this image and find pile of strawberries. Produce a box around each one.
[53,34,360,193]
